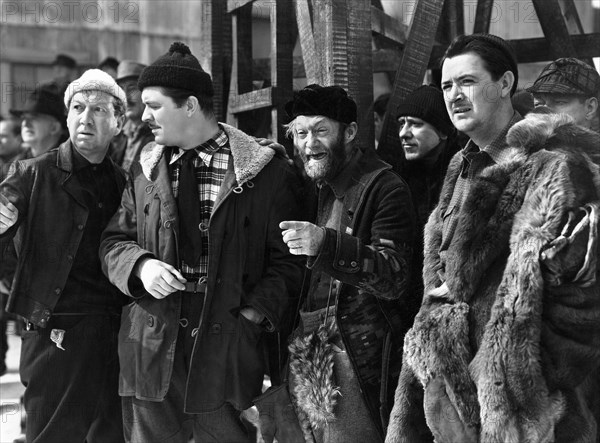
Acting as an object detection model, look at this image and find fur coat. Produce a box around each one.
[386,113,600,443]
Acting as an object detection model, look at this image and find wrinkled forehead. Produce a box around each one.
[71,90,116,106]
[294,115,339,130]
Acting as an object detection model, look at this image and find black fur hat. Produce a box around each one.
[285,84,357,124]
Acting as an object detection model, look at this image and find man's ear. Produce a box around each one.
[345,122,358,144]
[187,96,199,116]
[115,114,126,134]
[585,96,598,121]
[500,70,515,98]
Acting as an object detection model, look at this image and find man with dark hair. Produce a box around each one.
[98,56,120,79]
[100,42,303,443]
[396,85,460,232]
[373,92,391,149]
[281,84,416,443]
[113,60,153,171]
[387,33,600,443]
[528,57,599,132]
[0,69,127,442]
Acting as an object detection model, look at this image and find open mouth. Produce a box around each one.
[307,153,327,161]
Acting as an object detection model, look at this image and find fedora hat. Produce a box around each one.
[116,60,147,84]
[10,88,66,123]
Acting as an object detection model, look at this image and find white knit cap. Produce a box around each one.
[64,68,127,109]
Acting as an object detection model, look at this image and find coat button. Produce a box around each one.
[147,316,154,327]
[216,277,221,284]
[54,288,61,295]
[77,224,84,230]
[98,202,104,209]
[210,323,221,334]
[164,221,172,229]
[350,261,358,268]
[338,260,345,266]
[199,222,208,232]
[145,185,154,194]
[67,254,74,261]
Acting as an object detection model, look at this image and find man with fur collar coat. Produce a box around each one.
[281,84,417,443]
[100,42,304,442]
[386,34,600,443]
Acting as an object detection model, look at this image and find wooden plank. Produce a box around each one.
[206,0,230,122]
[227,87,293,113]
[374,33,600,73]
[559,0,594,66]
[531,0,577,59]
[347,0,374,149]
[295,0,326,85]
[473,0,494,34]
[377,0,445,173]
[371,6,407,45]
[271,2,295,144]
[227,0,254,13]
[511,33,600,63]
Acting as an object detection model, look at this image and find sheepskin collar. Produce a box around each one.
[138,123,275,184]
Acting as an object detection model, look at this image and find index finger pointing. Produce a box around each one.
[279,220,306,231]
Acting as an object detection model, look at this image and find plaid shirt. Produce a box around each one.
[440,112,522,253]
[169,127,230,279]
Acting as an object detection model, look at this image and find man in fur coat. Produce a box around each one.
[280,84,417,443]
[100,42,304,442]
[386,34,600,443]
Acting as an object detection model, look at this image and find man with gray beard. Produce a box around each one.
[280,84,417,443]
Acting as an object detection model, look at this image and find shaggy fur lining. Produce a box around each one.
[288,323,341,431]
[139,123,275,184]
[404,302,480,427]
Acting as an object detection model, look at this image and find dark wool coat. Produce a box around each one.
[0,142,126,326]
[299,148,418,439]
[100,123,304,413]
[386,114,600,443]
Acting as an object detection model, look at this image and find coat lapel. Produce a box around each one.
[57,142,87,209]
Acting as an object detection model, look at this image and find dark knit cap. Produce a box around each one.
[395,85,454,135]
[285,84,357,124]
[138,42,214,97]
[526,58,600,97]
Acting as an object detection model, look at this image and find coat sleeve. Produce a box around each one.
[244,164,305,330]
[307,176,415,300]
[100,170,154,298]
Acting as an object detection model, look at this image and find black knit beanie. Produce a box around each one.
[285,84,357,124]
[138,42,214,97]
[396,85,454,136]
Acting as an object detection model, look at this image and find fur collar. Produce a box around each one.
[138,123,275,184]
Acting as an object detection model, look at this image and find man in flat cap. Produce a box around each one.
[113,60,154,172]
[10,88,66,158]
[100,42,303,442]
[0,69,128,442]
[281,84,416,443]
[528,57,599,132]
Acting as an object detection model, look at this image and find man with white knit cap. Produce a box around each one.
[0,69,128,442]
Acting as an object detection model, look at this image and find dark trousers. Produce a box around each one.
[20,314,124,443]
[122,292,251,443]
